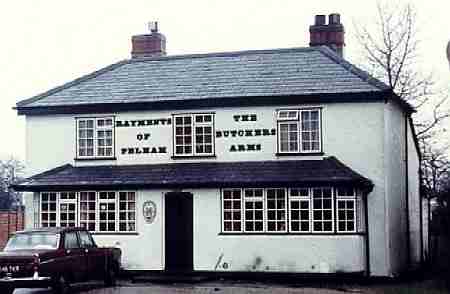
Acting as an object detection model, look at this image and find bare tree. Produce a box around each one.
[355,2,449,141]
[421,142,450,199]
[0,157,25,209]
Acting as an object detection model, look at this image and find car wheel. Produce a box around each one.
[104,266,117,287]
[53,275,70,294]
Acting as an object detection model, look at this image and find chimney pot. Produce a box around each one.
[309,13,345,58]
[315,15,326,26]
[329,13,341,25]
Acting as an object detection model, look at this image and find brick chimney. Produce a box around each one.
[309,13,345,57]
[131,22,166,58]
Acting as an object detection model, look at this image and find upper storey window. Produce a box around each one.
[277,109,321,154]
[76,117,114,159]
[173,113,215,157]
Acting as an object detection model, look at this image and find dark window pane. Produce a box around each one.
[314,222,322,231]
[255,211,263,220]
[347,222,355,231]
[347,201,355,209]
[347,211,354,220]
[301,222,309,231]
[300,202,309,209]
[313,211,322,220]
[300,211,309,220]
[255,222,263,231]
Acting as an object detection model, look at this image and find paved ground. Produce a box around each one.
[12,278,450,294]
[12,280,363,294]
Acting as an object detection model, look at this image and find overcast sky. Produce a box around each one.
[1,0,449,163]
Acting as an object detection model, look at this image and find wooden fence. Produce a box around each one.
[0,208,25,249]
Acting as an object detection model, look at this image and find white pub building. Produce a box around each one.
[13,15,427,277]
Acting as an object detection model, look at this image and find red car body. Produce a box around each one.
[0,227,121,294]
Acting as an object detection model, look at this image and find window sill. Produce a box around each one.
[171,155,217,160]
[90,232,139,236]
[74,157,117,161]
[218,232,365,236]
[276,152,324,157]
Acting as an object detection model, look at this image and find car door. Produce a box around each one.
[63,231,86,282]
[78,230,104,280]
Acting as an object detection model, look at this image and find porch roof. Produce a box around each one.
[12,157,373,192]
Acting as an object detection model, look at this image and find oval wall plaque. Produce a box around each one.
[143,200,157,224]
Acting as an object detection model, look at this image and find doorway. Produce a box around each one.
[164,192,193,272]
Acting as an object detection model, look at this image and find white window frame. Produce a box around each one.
[220,186,359,234]
[173,113,215,157]
[243,188,265,233]
[98,191,118,233]
[118,191,137,232]
[289,188,311,233]
[79,191,97,231]
[40,192,58,228]
[222,189,243,233]
[76,117,115,159]
[311,187,334,233]
[277,108,322,154]
[38,191,137,233]
[59,192,77,228]
[299,109,321,153]
[336,188,357,233]
[265,188,288,233]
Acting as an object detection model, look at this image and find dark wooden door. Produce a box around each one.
[165,192,193,272]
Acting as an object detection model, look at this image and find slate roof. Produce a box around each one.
[12,157,373,192]
[16,46,390,110]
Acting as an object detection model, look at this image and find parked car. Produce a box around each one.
[0,227,121,294]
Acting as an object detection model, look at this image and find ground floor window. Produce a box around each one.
[39,191,136,233]
[221,187,363,234]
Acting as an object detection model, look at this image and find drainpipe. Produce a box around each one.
[364,192,371,276]
[404,114,411,269]
[428,195,431,263]
[419,165,424,265]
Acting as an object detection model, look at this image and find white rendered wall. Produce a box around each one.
[25,101,394,275]
[191,189,365,273]
[90,190,164,270]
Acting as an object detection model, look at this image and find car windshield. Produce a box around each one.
[4,232,59,251]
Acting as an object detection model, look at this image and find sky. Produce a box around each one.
[0,0,449,163]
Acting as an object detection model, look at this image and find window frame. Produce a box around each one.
[276,108,322,154]
[336,188,357,233]
[59,192,78,228]
[243,188,265,233]
[311,187,334,233]
[75,116,115,159]
[265,188,288,233]
[172,113,215,158]
[38,191,137,234]
[288,188,311,233]
[221,186,361,235]
[221,188,243,233]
